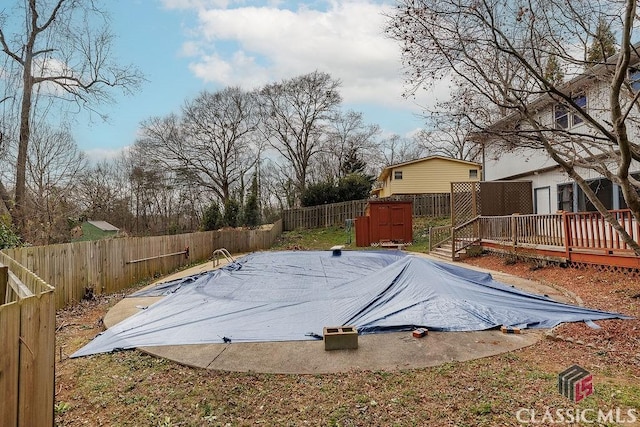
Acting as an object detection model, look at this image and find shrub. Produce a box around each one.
[202,203,223,231]
[223,198,241,228]
[0,221,21,249]
[243,175,261,227]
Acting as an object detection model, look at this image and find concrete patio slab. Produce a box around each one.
[101,252,571,374]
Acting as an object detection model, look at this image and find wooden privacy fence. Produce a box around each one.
[0,252,55,427]
[1,220,282,310]
[450,181,534,226]
[282,194,451,231]
[283,200,367,231]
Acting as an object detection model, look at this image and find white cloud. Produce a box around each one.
[174,0,429,111]
[83,146,131,164]
[161,0,231,10]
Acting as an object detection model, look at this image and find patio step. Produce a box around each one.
[429,243,461,261]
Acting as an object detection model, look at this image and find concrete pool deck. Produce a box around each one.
[102,252,572,374]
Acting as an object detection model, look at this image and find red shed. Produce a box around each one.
[355,200,413,247]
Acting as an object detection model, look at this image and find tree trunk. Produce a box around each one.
[13,32,35,233]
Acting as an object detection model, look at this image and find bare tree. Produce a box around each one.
[416,84,493,162]
[372,134,427,171]
[387,0,640,253]
[0,0,143,231]
[24,124,86,243]
[181,87,262,202]
[313,110,380,181]
[260,159,297,211]
[137,87,261,204]
[416,122,481,162]
[259,71,342,204]
[120,145,195,235]
[76,159,134,230]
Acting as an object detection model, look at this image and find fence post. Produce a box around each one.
[0,265,7,305]
[511,213,519,246]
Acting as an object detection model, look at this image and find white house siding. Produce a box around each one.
[498,165,640,214]
[485,72,640,214]
[484,146,556,181]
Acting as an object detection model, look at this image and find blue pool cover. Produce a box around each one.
[72,250,631,357]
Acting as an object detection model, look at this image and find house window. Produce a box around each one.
[618,173,640,209]
[572,94,586,126]
[559,178,619,213]
[394,171,403,180]
[579,178,613,212]
[557,183,574,211]
[629,68,640,92]
[554,94,587,129]
[555,105,569,129]
[469,169,478,179]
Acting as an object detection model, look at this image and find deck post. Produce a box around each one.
[562,211,571,261]
[450,182,455,226]
[451,226,456,261]
[511,214,519,247]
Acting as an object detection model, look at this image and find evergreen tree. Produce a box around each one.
[337,174,373,201]
[340,147,368,177]
[243,174,261,227]
[223,198,241,228]
[587,19,617,63]
[202,202,223,231]
[300,181,339,207]
[544,55,565,86]
[0,221,21,249]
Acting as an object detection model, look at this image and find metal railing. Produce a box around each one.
[213,248,236,267]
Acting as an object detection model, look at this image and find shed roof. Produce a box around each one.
[87,220,119,232]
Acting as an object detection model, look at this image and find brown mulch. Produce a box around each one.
[463,254,640,370]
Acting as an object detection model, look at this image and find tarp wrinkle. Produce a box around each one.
[71,251,632,358]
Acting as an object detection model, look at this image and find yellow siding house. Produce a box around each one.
[371,156,481,198]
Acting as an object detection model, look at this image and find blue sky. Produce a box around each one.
[75,0,442,161]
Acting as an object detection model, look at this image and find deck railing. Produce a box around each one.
[565,210,640,251]
[471,209,640,268]
[452,216,481,259]
[479,214,565,247]
[428,225,452,252]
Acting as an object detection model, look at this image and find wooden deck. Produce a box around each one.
[444,210,640,269]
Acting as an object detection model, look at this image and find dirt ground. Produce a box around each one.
[54,253,640,426]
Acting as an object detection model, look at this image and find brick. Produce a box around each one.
[412,328,428,338]
[500,325,522,334]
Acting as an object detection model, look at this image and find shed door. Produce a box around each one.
[377,206,391,240]
[391,207,405,241]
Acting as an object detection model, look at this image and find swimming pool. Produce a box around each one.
[72,250,629,358]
